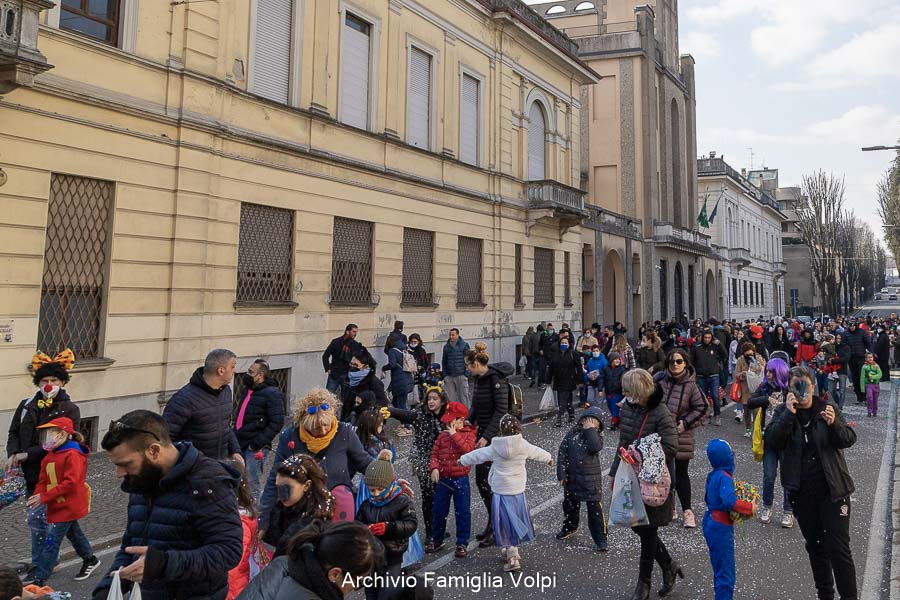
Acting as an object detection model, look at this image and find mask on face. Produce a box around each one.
[124,457,166,495]
[277,484,294,504]
[409,342,419,348]
[40,430,65,451]
[592,351,600,358]
[242,373,255,388]
[348,367,370,387]
[560,344,569,351]
[41,385,60,400]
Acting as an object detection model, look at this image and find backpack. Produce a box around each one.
[401,350,419,373]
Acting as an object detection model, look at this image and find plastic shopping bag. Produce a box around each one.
[539,386,557,412]
[609,464,649,528]
[106,569,142,600]
[751,408,764,462]
[0,469,26,512]
[402,532,425,568]
[519,355,527,370]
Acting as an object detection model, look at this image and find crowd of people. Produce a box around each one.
[2,311,888,600]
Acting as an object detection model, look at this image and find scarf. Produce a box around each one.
[368,481,402,507]
[299,420,338,455]
[348,368,370,387]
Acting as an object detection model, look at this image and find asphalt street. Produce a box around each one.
[12,381,897,600]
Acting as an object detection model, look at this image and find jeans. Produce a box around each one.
[632,525,673,583]
[674,459,692,511]
[830,375,847,409]
[865,383,880,415]
[27,503,48,568]
[242,448,268,501]
[697,374,722,416]
[816,373,830,399]
[562,489,607,547]
[325,374,344,395]
[789,492,858,600]
[431,476,471,546]
[762,445,790,512]
[391,390,408,411]
[443,375,470,407]
[35,520,93,580]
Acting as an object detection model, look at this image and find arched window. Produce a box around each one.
[575,2,595,10]
[528,102,547,181]
[546,5,566,15]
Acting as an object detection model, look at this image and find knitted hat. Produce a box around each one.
[364,453,395,489]
[608,351,621,362]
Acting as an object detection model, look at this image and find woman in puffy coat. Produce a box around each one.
[636,331,667,374]
[794,329,819,366]
[733,342,767,435]
[382,337,414,413]
[609,369,680,600]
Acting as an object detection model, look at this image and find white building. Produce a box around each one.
[698,153,787,321]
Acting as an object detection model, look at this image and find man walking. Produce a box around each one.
[843,320,872,404]
[692,330,727,426]
[442,328,471,405]
[162,349,242,462]
[233,359,285,500]
[93,410,243,600]
[322,323,361,395]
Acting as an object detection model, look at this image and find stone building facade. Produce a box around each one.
[0,0,597,443]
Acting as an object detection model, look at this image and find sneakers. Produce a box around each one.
[734,410,743,423]
[744,429,752,438]
[595,541,609,553]
[760,506,771,524]
[714,416,722,426]
[20,568,36,586]
[454,545,467,558]
[503,557,521,572]
[75,556,102,581]
[682,509,696,529]
[781,513,794,529]
[555,529,577,541]
[424,540,445,554]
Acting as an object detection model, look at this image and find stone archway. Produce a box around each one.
[706,269,716,320]
[602,250,626,326]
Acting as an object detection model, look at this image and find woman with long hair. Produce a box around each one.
[636,331,666,374]
[614,335,636,370]
[733,341,767,435]
[354,408,394,459]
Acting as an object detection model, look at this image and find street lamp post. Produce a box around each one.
[862,145,900,152]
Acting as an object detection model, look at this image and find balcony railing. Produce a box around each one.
[698,157,780,211]
[727,247,752,266]
[477,0,578,55]
[652,223,711,256]
[559,21,638,39]
[585,206,642,239]
[526,180,587,215]
[0,0,55,94]
[774,261,787,274]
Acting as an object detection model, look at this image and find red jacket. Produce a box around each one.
[228,512,267,600]
[35,441,90,523]
[429,424,476,479]
[795,341,819,365]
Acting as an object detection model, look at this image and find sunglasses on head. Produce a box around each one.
[669,358,685,365]
[108,420,161,442]
[306,403,330,415]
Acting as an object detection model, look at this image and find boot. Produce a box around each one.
[658,561,684,597]
[478,531,494,548]
[555,414,563,428]
[475,524,491,542]
[629,579,651,600]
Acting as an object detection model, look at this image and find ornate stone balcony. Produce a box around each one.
[728,247,752,270]
[525,179,587,240]
[0,0,54,94]
[652,222,711,256]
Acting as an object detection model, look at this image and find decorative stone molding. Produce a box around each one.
[0,0,54,94]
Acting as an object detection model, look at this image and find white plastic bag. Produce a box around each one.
[107,569,142,600]
[539,386,557,411]
[519,355,527,369]
[609,463,649,528]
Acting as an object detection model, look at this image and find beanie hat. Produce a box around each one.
[364,454,395,489]
[608,351,621,362]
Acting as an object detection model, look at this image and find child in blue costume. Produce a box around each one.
[702,439,757,600]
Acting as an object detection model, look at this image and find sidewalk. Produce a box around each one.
[890,378,900,597]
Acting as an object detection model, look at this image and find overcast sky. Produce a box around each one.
[528,0,900,242]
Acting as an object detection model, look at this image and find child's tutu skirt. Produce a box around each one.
[491,492,535,547]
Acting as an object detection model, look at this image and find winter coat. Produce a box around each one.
[874,333,890,374]
[843,328,872,358]
[321,335,362,378]
[384,329,408,353]
[35,440,90,523]
[163,368,240,461]
[6,388,80,494]
[636,346,666,373]
[794,337,819,365]
[609,391,679,528]
[388,405,445,477]
[540,331,560,360]
[576,334,599,354]
[556,409,604,501]
[234,378,286,452]
[383,345,414,397]
[691,341,727,376]
[528,332,542,356]
[655,366,707,461]
[753,340,770,361]
[236,549,343,600]
[259,423,371,530]
[614,344,636,370]
[734,354,766,404]
[468,363,513,442]
[459,434,551,495]
[713,328,731,350]
[861,363,882,388]
[745,383,786,431]
[441,338,470,377]
[356,493,418,562]
[429,425,477,479]
[409,344,429,375]
[548,349,584,392]
[342,371,389,421]
[830,343,851,376]
[93,443,242,600]
[767,334,794,358]
[765,397,856,501]
[522,331,535,357]
[599,364,626,396]
[262,505,316,558]
[227,511,259,600]
[584,354,609,388]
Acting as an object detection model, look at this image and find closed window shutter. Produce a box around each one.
[252,0,293,104]
[341,14,370,129]
[528,102,546,180]
[407,47,432,149]
[460,74,479,165]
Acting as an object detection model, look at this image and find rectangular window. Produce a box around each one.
[457,237,483,305]
[564,251,572,306]
[234,367,291,413]
[743,280,748,305]
[688,265,695,318]
[38,174,114,359]
[330,217,374,305]
[401,228,434,304]
[514,244,523,305]
[659,260,668,319]
[534,247,555,305]
[732,278,738,307]
[407,46,432,150]
[236,203,294,304]
[250,0,293,104]
[459,73,479,165]
[60,0,120,45]
[340,13,371,129]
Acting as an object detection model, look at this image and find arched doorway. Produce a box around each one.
[706,270,716,319]
[674,262,684,320]
[602,250,625,326]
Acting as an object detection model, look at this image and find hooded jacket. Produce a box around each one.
[356,493,418,562]
[163,368,240,461]
[458,434,552,495]
[556,408,605,501]
[599,363,626,396]
[704,439,754,517]
[655,366,708,461]
[235,550,343,600]
[93,443,243,600]
[234,378,286,452]
[36,439,91,523]
[584,354,609,387]
[794,332,819,364]
[468,363,513,442]
[429,424,477,479]
[441,337,470,377]
[691,339,728,376]
[548,348,584,391]
[843,327,872,358]
[383,341,414,396]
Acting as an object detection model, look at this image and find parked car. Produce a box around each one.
[889,294,898,302]
[797,315,813,324]
[881,288,889,294]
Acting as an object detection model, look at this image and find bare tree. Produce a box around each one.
[876,147,900,263]
[795,171,844,314]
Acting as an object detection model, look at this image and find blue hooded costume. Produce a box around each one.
[703,439,754,600]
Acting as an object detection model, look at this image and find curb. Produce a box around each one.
[891,376,900,599]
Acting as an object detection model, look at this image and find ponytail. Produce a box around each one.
[465,342,490,367]
[288,520,385,578]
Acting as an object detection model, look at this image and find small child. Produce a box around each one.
[356,407,395,459]
[427,401,476,557]
[356,450,418,600]
[861,352,883,417]
[599,352,626,430]
[556,407,608,552]
[459,415,552,572]
[227,463,266,600]
[584,346,608,409]
[702,439,757,600]
[263,454,335,557]
[423,363,444,390]
[26,418,99,587]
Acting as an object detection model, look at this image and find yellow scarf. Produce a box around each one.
[299,420,338,454]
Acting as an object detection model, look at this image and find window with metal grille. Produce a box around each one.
[457,237,483,305]
[331,217,374,305]
[340,13,371,129]
[37,174,113,359]
[564,251,572,306]
[233,367,292,415]
[402,228,433,304]
[514,244,523,305]
[534,247,555,305]
[77,417,98,450]
[659,260,668,319]
[250,0,293,103]
[236,203,294,305]
[407,46,432,150]
[60,0,120,46]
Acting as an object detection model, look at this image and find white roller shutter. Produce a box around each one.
[459,74,479,165]
[340,14,370,129]
[251,0,293,104]
[528,102,546,180]
[407,47,432,150]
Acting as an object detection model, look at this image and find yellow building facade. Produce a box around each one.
[0,0,598,443]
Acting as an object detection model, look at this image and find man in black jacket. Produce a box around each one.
[548,338,584,426]
[322,323,362,395]
[691,330,728,425]
[233,359,286,500]
[765,367,858,600]
[94,410,242,600]
[163,349,241,463]
[843,321,872,404]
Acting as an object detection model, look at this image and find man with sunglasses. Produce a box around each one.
[93,410,242,600]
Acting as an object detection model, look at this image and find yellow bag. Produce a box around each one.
[751,408,764,462]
